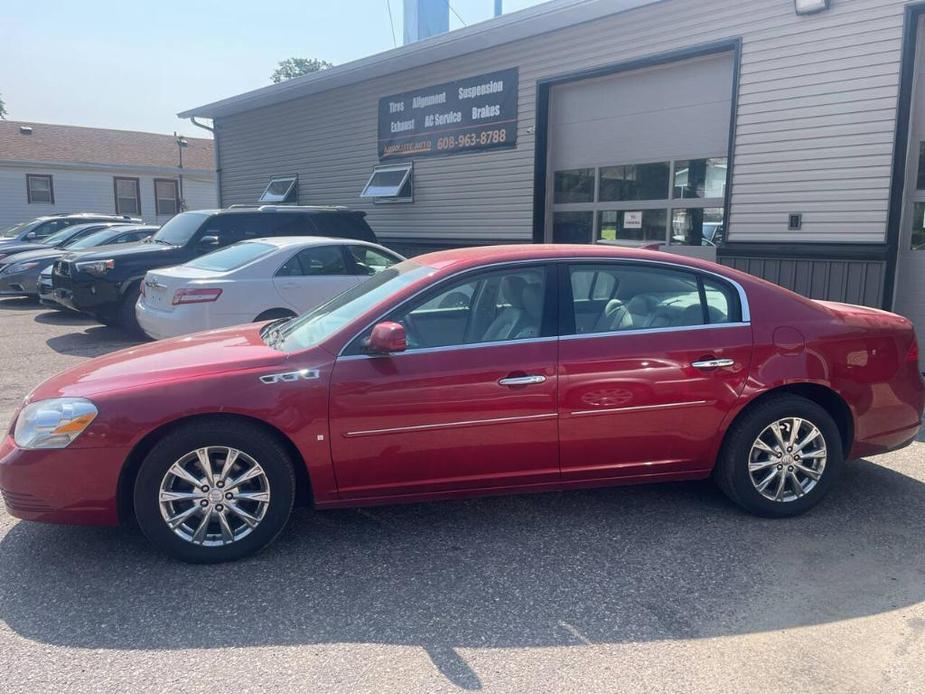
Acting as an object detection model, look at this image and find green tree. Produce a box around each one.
[0,93,6,120]
[271,57,333,84]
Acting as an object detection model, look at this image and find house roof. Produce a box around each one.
[179,0,662,120]
[0,120,214,171]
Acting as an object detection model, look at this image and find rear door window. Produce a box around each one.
[565,263,740,335]
[276,246,350,276]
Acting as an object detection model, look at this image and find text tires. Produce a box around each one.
[714,395,844,517]
[133,419,296,563]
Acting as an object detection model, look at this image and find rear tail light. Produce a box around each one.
[907,336,920,364]
[172,288,223,305]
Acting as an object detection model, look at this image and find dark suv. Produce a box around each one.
[52,206,379,333]
[1,213,141,244]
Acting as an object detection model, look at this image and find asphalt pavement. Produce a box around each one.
[1,296,924,693]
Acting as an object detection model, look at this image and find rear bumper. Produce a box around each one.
[0,435,125,526]
[136,300,249,340]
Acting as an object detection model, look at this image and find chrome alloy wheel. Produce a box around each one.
[748,417,827,503]
[158,447,271,546]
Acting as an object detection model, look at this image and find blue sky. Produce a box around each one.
[1,0,546,138]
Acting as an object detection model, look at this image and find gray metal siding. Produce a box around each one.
[216,0,907,246]
[719,256,885,308]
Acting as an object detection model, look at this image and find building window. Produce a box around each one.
[551,157,728,247]
[554,169,595,203]
[259,175,298,203]
[113,177,141,215]
[26,174,54,204]
[599,162,670,202]
[360,163,413,202]
[154,179,180,216]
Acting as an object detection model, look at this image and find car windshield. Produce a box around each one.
[150,212,208,246]
[275,260,433,352]
[2,221,38,238]
[67,229,120,250]
[43,227,85,246]
[187,242,277,272]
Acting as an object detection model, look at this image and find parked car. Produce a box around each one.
[0,221,137,263]
[51,206,379,334]
[0,225,157,298]
[136,237,405,339]
[0,213,140,246]
[2,245,922,563]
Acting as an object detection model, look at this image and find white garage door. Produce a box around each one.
[546,52,735,248]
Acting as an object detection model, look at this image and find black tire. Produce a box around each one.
[133,419,296,563]
[714,395,843,517]
[254,308,296,322]
[117,284,144,336]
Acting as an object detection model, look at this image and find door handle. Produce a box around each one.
[498,375,547,387]
[691,358,735,370]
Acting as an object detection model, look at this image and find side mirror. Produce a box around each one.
[366,321,407,354]
[198,234,220,249]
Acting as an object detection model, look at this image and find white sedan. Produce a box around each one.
[135,236,405,340]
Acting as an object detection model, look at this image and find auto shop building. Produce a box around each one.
[181,0,925,331]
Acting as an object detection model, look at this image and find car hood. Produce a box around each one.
[61,240,176,262]
[0,248,63,264]
[0,242,47,257]
[28,324,294,400]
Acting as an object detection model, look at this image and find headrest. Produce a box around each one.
[521,283,544,317]
[500,275,528,309]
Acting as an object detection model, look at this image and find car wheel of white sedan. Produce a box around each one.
[133,418,295,563]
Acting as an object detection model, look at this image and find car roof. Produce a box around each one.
[414,244,753,282]
[195,206,364,217]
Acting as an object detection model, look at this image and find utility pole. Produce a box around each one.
[175,132,188,211]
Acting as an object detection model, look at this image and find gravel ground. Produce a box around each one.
[1,296,924,694]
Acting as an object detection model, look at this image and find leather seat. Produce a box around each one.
[593,299,633,332]
[481,276,543,341]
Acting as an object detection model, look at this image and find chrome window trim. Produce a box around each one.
[345,412,557,438]
[337,335,559,362]
[560,321,749,343]
[335,256,751,358]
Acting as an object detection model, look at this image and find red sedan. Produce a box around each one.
[2,245,922,562]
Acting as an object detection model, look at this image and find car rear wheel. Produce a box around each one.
[133,419,296,563]
[714,395,843,517]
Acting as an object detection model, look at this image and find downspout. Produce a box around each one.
[189,117,222,208]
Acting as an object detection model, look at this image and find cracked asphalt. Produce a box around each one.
[1,296,924,693]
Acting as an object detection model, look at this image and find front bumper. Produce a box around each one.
[52,267,121,314]
[0,435,126,526]
[0,270,41,296]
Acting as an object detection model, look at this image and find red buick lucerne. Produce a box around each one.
[2,245,923,562]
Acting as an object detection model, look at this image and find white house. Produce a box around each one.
[0,120,217,229]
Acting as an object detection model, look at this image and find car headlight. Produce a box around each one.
[13,398,98,449]
[75,259,115,275]
[2,260,41,275]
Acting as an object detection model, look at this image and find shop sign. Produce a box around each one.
[378,68,518,160]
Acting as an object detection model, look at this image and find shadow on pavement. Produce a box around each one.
[0,297,42,312]
[45,325,144,357]
[1,458,923,689]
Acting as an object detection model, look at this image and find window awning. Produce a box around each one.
[259,175,298,203]
[360,163,413,200]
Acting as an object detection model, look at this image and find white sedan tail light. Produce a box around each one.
[172,288,223,305]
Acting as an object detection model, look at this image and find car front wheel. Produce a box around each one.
[714,395,844,517]
[133,419,296,563]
